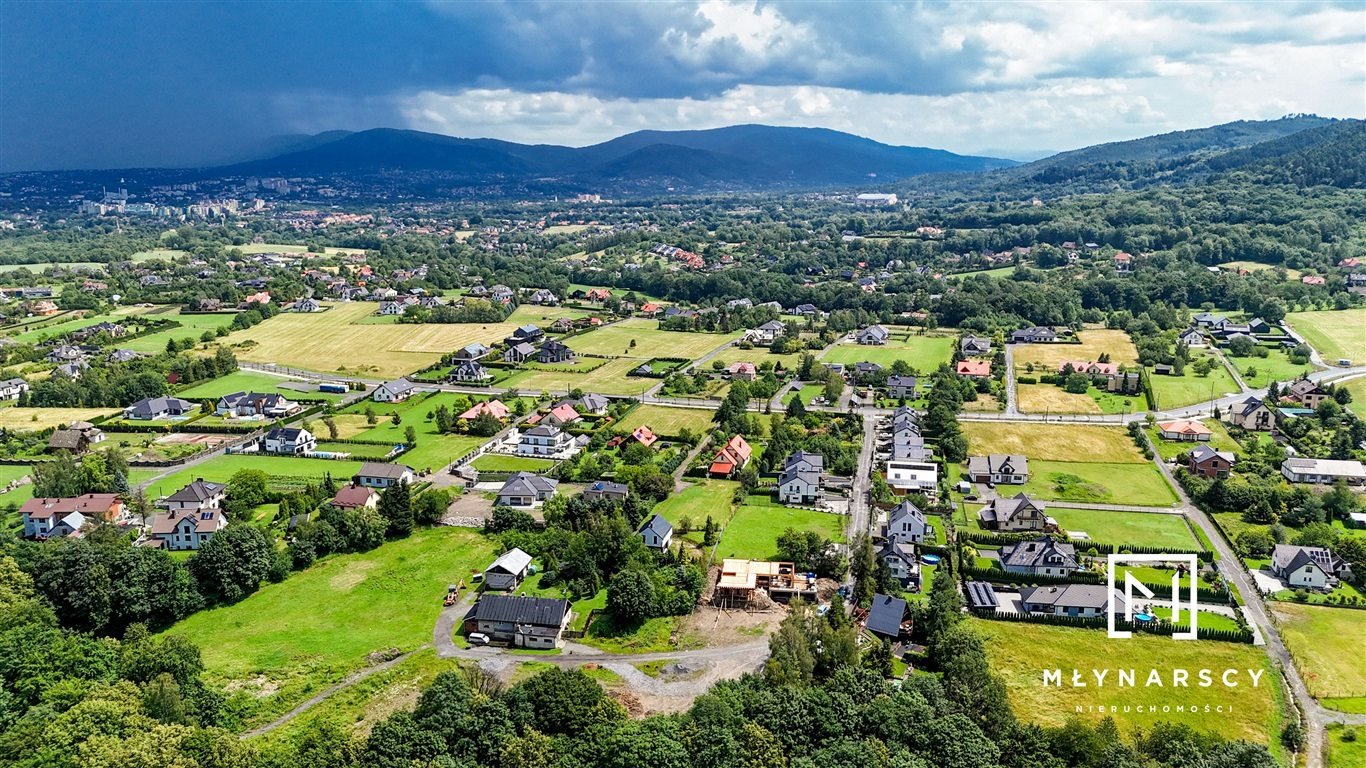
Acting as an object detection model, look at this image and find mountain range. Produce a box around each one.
[222,125,1017,190]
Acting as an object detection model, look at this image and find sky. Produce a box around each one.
[2,0,1364,171]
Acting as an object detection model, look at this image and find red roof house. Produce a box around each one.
[956,360,991,378]
[709,435,752,477]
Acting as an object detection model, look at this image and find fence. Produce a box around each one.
[979,609,1255,643]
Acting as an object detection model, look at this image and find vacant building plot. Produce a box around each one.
[716,495,845,561]
[973,620,1284,752]
[135,455,364,500]
[1146,353,1240,410]
[651,479,738,551]
[176,369,346,402]
[120,310,240,354]
[1270,602,1366,714]
[567,318,738,360]
[707,344,807,371]
[1013,328,1139,368]
[1286,308,1366,365]
[1219,260,1302,280]
[505,304,593,324]
[341,391,493,469]
[0,407,118,431]
[960,422,1144,463]
[7,305,153,344]
[164,526,497,730]
[616,405,716,438]
[1224,350,1319,387]
[1048,507,1198,549]
[220,302,523,377]
[500,357,653,396]
[820,334,956,372]
[1346,378,1366,420]
[469,454,556,473]
[1018,461,1177,506]
[1016,384,1102,414]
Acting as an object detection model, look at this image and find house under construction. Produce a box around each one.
[714,558,819,607]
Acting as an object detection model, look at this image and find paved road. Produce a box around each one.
[846,411,878,548]
[1003,345,1019,416]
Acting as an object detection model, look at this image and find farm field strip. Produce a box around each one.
[959,422,1146,463]
[1286,309,1366,365]
[1013,329,1139,367]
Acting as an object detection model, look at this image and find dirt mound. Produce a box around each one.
[611,688,646,718]
[815,578,841,601]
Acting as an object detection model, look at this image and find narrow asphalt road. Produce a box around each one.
[846,411,878,548]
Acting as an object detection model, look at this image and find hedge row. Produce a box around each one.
[962,565,1232,604]
[979,609,1254,643]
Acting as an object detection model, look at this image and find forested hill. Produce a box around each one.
[905,115,1363,197]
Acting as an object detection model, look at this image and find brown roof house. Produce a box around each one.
[977,493,1056,533]
[150,507,227,551]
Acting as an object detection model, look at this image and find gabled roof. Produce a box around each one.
[1000,538,1077,570]
[1188,444,1235,465]
[151,507,225,534]
[585,480,629,497]
[465,594,569,628]
[486,547,533,575]
[1272,544,1342,576]
[979,492,1046,524]
[265,426,313,442]
[887,499,927,527]
[378,378,416,395]
[1236,397,1267,416]
[498,472,557,496]
[332,485,379,508]
[866,594,906,637]
[358,462,413,479]
[642,514,672,537]
[166,479,226,503]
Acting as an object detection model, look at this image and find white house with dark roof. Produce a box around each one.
[999,538,1078,577]
[495,472,558,507]
[960,336,993,356]
[123,396,196,421]
[856,325,890,345]
[1281,458,1366,485]
[1019,584,1124,618]
[778,451,824,505]
[373,378,418,403]
[0,377,29,400]
[978,493,1056,533]
[884,499,932,544]
[483,548,533,591]
[1227,397,1274,431]
[966,454,1029,484]
[582,480,629,503]
[639,514,674,550]
[263,427,316,455]
[887,375,917,400]
[1271,544,1350,589]
[355,462,415,489]
[503,342,536,363]
[448,360,492,383]
[215,392,299,418]
[159,479,225,512]
[150,508,227,551]
[744,320,787,344]
[878,539,920,586]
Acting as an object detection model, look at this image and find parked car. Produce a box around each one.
[468,632,490,645]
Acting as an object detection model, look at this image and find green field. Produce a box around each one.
[651,479,737,549]
[340,392,494,470]
[1327,724,1366,768]
[959,422,1146,463]
[1049,507,1198,549]
[820,334,956,373]
[1346,378,1366,420]
[715,495,845,561]
[505,304,593,324]
[707,344,807,371]
[1270,602,1366,711]
[120,309,240,354]
[134,454,364,499]
[176,369,344,402]
[615,404,716,437]
[1146,356,1241,410]
[565,319,738,360]
[1014,329,1140,368]
[1287,309,1366,365]
[1225,350,1319,386]
[500,356,655,396]
[6,306,151,343]
[1018,460,1178,506]
[973,619,1284,750]
[469,454,557,472]
[165,526,497,728]
[221,301,525,378]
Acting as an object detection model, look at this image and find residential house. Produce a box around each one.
[159,479,226,513]
[575,393,609,416]
[884,499,932,544]
[507,324,543,343]
[886,375,917,399]
[448,360,492,383]
[537,339,574,364]
[1011,326,1059,344]
[726,362,757,381]
[999,538,1078,577]
[744,320,787,344]
[21,494,123,539]
[458,400,511,422]
[956,360,991,378]
[355,462,415,489]
[778,451,823,506]
[865,594,907,641]
[1280,458,1366,485]
[503,342,536,363]
[483,548,533,591]
[373,378,417,403]
[878,540,920,587]
[966,454,1029,484]
[1019,585,1124,618]
[215,392,299,418]
[965,582,1000,613]
[1158,420,1213,441]
[150,508,227,551]
[1177,328,1205,347]
[1271,544,1350,589]
[462,595,571,649]
[331,484,380,510]
[495,473,558,507]
[455,343,490,360]
[856,325,890,345]
[709,435,752,477]
[1285,379,1331,409]
[47,427,97,454]
[0,377,28,400]
[885,458,938,497]
[294,297,323,313]
[489,285,514,303]
[639,514,673,549]
[790,303,819,317]
[544,402,580,428]
[123,396,196,421]
[1187,444,1236,480]
[1226,397,1274,431]
[262,427,316,455]
[528,288,558,305]
[630,425,658,448]
[518,424,573,456]
[1059,360,1118,377]
[960,336,993,356]
[978,493,1056,533]
[583,480,630,504]
[1192,313,1227,329]
[853,362,884,383]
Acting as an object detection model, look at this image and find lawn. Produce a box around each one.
[135,454,364,499]
[220,301,525,378]
[120,309,241,354]
[959,422,1146,463]
[707,344,807,371]
[499,356,656,396]
[615,405,716,438]
[1018,460,1178,506]
[1327,724,1366,768]
[1013,329,1139,368]
[1220,260,1302,280]
[1146,420,1242,461]
[1048,507,1199,549]
[820,334,957,373]
[1343,378,1366,419]
[0,407,119,431]
[652,479,738,549]
[973,619,1284,750]
[715,495,845,561]
[128,248,190,261]
[340,392,494,470]
[1225,350,1319,386]
[1286,309,1366,365]
[1017,384,1101,414]
[164,526,498,729]
[565,319,739,360]
[6,306,152,344]
[1270,602,1366,711]
[176,369,345,402]
[469,454,557,472]
[1146,357,1241,410]
[505,304,593,324]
